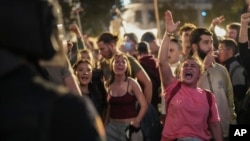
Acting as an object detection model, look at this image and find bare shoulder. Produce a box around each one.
[127,77,139,85]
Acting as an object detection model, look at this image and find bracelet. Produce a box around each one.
[166,32,174,36]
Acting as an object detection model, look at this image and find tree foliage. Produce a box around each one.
[59,0,246,38]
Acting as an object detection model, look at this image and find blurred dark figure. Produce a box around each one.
[0,0,106,141]
[137,41,161,110]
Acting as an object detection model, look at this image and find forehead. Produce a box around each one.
[97,41,106,48]
[227,28,237,33]
[77,62,92,67]
[81,52,90,55]
[181,30,192,35]
[182,59,199,66]
[114,55,127,60]
[218,43,228,51]
[169,41,180,49]
[123,36,132,42]
[200,35,212,41]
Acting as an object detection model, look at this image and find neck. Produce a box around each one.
[114,75,126,84]
[80,84,89,94]
[182,47,191,57]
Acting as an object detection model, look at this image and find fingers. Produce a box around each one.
[204,51,217,69]
[165,10,173,22]
[242,12,250,19]
[164,10,180,33]
[208,50,218,57]
[212,15,225,25]
[218,15,225,21]
[69,24,79,30]
[175,21,181,26]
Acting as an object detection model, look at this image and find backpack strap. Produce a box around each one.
[204,89,213,122]
[165,81,181,114]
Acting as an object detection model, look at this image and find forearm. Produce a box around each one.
[135,103,148,123]
[209,122,223,141]
[143,81,152,103]
[158,32,170,66]
[77,37,85,50]
[104,104,110,126]
[239,22,249,43]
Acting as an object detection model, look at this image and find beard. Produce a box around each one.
[197,46,208,60]
[106,47,114,59]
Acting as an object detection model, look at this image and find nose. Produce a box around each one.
[83,71,89,75]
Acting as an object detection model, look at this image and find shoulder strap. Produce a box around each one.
[165,82,181,113]
[127,78,130,92]
[204,89,213,121]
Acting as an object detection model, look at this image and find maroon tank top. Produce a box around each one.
[109,80,137,119]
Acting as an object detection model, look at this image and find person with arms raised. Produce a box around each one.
[159,10,223,141]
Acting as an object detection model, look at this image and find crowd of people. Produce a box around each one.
[2,0,250,141]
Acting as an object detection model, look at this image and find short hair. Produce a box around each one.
[219,38,239,55]
[226,22,241,41]
[137,41,150,54]
[123,33,138,43]
[97,32,118,44]
[189,28,213,45]
[170,37,182,50]
[141,32,156,42]
[178,23,197,36]
[226,22,241,31]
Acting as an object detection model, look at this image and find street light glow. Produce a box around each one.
[215,26,226,37]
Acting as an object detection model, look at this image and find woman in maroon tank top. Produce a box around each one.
[104,54,148,141]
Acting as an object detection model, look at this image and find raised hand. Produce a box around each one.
[203,50,217,69]
[164,10,180,34]
[211,15,225,27]
[69,23,82,38]
[241,12,250,24]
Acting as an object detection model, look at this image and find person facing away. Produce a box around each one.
[136,41,161,111]
[96,32,152,104]
[104,54,148,141]
[0,0,106,141]
[189,27,236,140]
[141,31,160,58]
[159,10,223,141]
[217,38,248,123]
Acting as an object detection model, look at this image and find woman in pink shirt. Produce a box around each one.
[158,10,223,141]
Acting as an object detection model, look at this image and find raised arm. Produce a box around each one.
[158,10,180,88]
[238,13,250,73]
[209,15,225,49]
[239,13,250,43]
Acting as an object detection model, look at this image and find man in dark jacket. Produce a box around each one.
[0,0,106,141]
